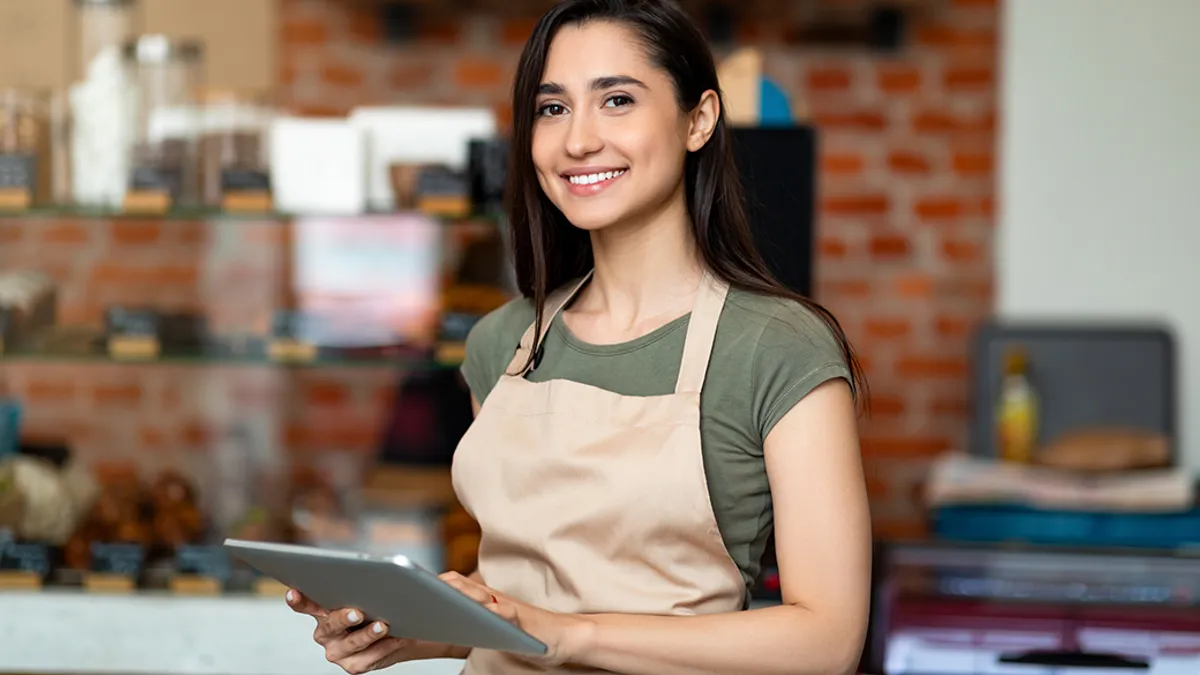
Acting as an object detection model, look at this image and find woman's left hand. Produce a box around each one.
[438,571,588,667]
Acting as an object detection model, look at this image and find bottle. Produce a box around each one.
[996,347,1039,464]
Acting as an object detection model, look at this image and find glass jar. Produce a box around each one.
[0,89,55,209]
[122,35,205,210]
[70,0,138,208]
[76,0,138,78]
[198,90,276,211]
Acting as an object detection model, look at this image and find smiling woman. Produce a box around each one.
[286,1,872,674]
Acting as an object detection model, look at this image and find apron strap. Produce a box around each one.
[675,270,729,395]
[506,271,595,376]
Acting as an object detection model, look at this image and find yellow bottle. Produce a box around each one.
[997,348,1038,464]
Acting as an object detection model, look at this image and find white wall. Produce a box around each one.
[998,0,1200,469]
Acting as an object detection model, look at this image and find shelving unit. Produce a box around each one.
[3,589,465,675]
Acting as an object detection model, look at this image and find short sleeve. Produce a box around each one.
[460,298,535,405]
[750,303,852,441]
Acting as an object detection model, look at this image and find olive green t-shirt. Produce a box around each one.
[460,287,851,593]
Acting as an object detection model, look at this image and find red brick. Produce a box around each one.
[935,315,975,339]
[896,356,969,378]
[888,150,932,174]
[945,67,994,90]
[915,197,965,222]
[870,234,912,259]
[180,424,212,447]
[916,24,996,49]
[42,222,90,245]
[322,64,366,88]
[282,19,328,46]
[864,318,911,340]
[90,264,200,286]
[303,380,351,408]
[941,237,985,263]
[93,384,142,405]
[455,59,505,88]
[821,280,873,300]
[873,518,928,540]
[390,64,434,89]
[812,109,888,131]
[867,394,907,417]
[913,109,996,135]
[823,194,889,217]
[806,67,854,92]
[819,236,849,259]
[877,65,922,93]
[861,435,952,458]
[24,380,76,403]
[502,18,538,46]
[421,20,462,45]
[931,396,970,419]
[139,427,169,450]
[953,151,993,176]
[822,152,865,176]
[895,274,935,299]
[0,224,21,245]
[347,8,382,43]
[111,221,162,245]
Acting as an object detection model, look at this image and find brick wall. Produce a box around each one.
[1,0,999,537]
[280,0,999,535]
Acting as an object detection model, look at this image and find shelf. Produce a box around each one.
[0,206,503,226]
[0,589,780,675]
[1,589,465,675]
[0,347,464,370]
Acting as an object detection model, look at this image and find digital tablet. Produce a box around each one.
[223,538,548,656]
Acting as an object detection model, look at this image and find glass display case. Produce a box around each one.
[0,207,511,596]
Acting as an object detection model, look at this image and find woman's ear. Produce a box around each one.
[686,90,721,153]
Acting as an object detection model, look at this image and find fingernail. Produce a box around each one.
[347,610,360,624]
[372,622,385,635]
[286,590,295,603]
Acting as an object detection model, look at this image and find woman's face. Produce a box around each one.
[531,21,698,232]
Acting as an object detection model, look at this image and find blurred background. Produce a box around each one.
[1,0,1198,674]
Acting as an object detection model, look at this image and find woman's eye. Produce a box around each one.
[604,95,634,108]
[538,103,567,117]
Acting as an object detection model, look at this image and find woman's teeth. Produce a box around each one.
[568,169,626,185]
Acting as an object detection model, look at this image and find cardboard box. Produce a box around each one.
[140,0,279,94]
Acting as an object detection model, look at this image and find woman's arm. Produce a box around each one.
[565,378,872,675]
[447,378,872,675]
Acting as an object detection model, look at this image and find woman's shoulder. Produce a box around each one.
[461,296,536,403]
[722,287,846,353]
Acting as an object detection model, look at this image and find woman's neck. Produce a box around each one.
[575,196,703,333]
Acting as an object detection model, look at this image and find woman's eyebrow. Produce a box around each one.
[537,75,649,96]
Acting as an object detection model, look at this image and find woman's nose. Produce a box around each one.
[565,110,603,157]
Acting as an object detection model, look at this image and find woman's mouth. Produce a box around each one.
[562,168,627,196]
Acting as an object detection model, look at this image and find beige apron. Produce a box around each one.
[451,270,747,674]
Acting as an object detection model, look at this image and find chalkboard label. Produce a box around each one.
[130,165,183,199]
[90,542,145,576]
[175,545,231,581]
[221,169,272,193]
[1,541,51,576]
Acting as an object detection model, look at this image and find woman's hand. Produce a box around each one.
[437,571,591,667]
[286,589,466,674]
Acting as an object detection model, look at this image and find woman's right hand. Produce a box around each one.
[287,589,464,673]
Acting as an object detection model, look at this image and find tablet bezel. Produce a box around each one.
[223,538,548,656]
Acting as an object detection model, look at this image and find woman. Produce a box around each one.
[287,0,872,673]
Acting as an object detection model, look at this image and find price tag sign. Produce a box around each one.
[106,309,161,361]
[0,154,35,211]
[1,541,51,576]
[175,545,231,581]
[221,169,273,213]
[90,542,145,577]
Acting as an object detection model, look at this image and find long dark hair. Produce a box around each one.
[505,0,868,402]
